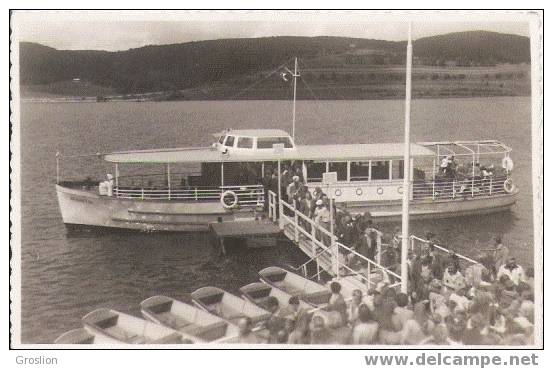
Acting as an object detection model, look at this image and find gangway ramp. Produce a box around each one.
[268,191,402,293]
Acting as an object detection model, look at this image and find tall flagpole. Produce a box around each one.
[292,57,298,142]
[401,22,413,294]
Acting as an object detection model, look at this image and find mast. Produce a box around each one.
[292,57,298,142]
[400,22,413,294]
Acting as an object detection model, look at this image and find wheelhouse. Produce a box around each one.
[214,129,296,155]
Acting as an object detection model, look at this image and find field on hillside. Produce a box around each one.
[21,63,530,101]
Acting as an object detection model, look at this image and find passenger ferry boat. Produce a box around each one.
[55,128,518,231]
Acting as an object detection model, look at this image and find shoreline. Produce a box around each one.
[21,93,531,103]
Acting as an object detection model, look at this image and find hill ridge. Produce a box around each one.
[19,31,530,97]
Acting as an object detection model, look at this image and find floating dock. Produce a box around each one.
[209,219,282,254]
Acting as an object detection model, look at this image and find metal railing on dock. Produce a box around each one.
[410,234,479,268]
[268,191,402,290]
[267,190,481,293]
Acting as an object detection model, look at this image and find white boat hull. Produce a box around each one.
[339,190,518,220]
[56,185,260,232]
[56,184,517,232]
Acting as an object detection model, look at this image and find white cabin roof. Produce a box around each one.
[215,129,291,138]
[104,142,436,164]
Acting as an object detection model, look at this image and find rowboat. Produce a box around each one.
[259,266,331,307]
[140,295,239,343]
[82,308,198,344]
[54,327,121,344]
[239,282,314,310]
[190,286,271,326]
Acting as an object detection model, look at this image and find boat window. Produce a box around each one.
[328,162,347,182]
[371,161,390,180]
[218,135,225,144]
[306,161,326,182]
[350,161,370,181]
[392,160,404,179]
[224,135,235,147]
[237,137,253,149]
[257,137,293,149]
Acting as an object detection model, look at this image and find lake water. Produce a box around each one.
[19,97,534,343]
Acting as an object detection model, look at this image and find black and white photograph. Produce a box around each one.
[9,9,543,353]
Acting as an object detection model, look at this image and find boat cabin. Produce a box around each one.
[98,131,439,206]
[214,129,296,155]
[57,129,515,216]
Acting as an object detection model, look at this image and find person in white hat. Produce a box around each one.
[440,156,449,174]
[314,199,329,222]
[314,199,331,244]
[286,175,302,203]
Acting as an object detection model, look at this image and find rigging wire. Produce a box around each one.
[227,57,296,100]
[298,59,348,101]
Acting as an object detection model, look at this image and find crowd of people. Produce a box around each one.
[235,243,534,345]
[263,162,339,238]
[438,155,500,180]
[255,162,534,346]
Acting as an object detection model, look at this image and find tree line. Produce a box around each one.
[19,31,530,95]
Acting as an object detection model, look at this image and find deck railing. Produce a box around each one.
[114,184,264,207]
[304,175,511,202]
[412,175,511,201]
[268,191,402,290]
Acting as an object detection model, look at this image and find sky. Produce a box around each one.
[12,10,531,51]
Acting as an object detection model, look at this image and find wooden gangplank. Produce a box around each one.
[271,191,479,298]
[283,224,383,298]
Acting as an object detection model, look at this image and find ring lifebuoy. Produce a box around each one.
[356,188,363,196]
[221,190,239,209]
[377,187,384,195]
[503,178,515,193]
[502,156,514,172]
[334,189,342,197]
[397,186,403,194]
